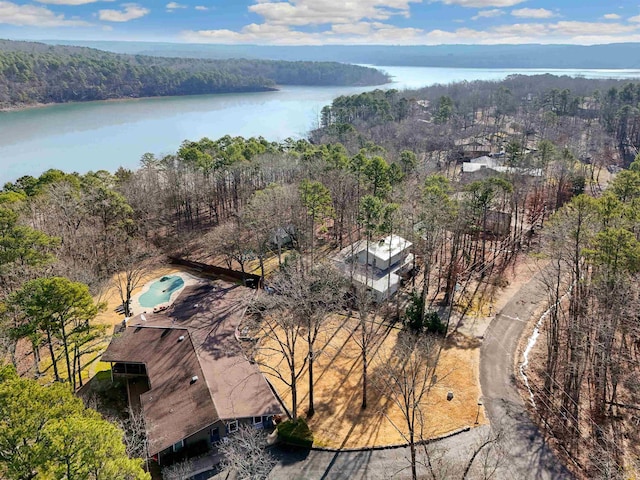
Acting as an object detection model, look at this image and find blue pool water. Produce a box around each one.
[139,275,185,308]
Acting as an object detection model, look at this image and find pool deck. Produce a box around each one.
[130,271,203,316]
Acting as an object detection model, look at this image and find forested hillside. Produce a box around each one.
[317,74,640,165]
[0,40,389,109]
[53,41,640,69]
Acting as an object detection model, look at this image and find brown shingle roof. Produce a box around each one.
[103,326,217,455]
[102,279,282,454]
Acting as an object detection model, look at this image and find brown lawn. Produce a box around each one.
[257,313,486,449]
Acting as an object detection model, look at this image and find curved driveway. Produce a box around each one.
[479,269,571,479]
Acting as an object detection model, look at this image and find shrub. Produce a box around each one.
[404,291,424,332]
[276,417,314,448]
[404,293,447,335]
[425,310,447,335]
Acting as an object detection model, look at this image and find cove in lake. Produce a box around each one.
[2,66,640,184]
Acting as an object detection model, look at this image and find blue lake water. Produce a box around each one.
[138,275,185,309]
[1,66,640,183]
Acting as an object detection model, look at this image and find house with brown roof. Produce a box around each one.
[102,279,283,465]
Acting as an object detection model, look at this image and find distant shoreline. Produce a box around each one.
[0,86,282,113]
[0,78,398,113]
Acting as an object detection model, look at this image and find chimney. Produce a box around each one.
[191,375,198,384]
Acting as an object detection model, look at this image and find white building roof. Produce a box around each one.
[462,156,502,172]
[366,235,412,263]
[352,271,400,294]
[462,156,543,177]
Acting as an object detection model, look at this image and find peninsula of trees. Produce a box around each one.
[0,40,389,109]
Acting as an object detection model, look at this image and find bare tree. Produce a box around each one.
[249,260,346,418]
[419,427,505,480]
[459,428,504,480]
[162,459,193,480]
[111,237,154,317]
[119,408,149,462]
[351,285,385,410]
[219,425,276,480]
[373,331,441,480]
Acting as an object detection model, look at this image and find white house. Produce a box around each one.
[337,235,413,302]
[355,235,412,270]
[462,155,542,177]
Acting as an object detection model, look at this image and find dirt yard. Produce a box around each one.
[258,313,486,449]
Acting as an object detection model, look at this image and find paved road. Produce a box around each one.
[479,268,571,480]
[267,426,493,480]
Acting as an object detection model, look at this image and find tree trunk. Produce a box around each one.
[308,344,315,417]
[410,431,417,480]
[76,345,83,388]
[60,322,74,389]
[361,350,368,409]
[31,338,41,377]
[46,327,60,382]
[258,248,266,288]
[291,374,298,420]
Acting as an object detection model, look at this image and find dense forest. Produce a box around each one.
[0,40,389,109]
[317,74,640,165]
[55,40,640,69]
[3,73,640,478]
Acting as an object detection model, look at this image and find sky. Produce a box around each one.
[2,0,640,45]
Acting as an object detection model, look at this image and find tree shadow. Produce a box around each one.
[443,331,482,350]
[492,397,572,479]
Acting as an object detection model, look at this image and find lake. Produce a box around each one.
[2,66,640,184]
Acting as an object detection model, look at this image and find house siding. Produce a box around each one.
[157,416,275,466]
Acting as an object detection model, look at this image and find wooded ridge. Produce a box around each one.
[0,40,389,109]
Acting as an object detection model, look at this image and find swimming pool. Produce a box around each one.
[139,275,185,309]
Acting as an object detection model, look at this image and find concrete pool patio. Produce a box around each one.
[130,270,203,316]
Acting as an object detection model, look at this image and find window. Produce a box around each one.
[172,440,184,452]
[226,420,238,434]
[253,416,262,425]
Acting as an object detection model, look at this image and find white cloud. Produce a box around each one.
[511,8,555,19]
[194,5,209,11]
[166,1,186,11]
[182,0,640,46]
[549,21,637,36]
[629,15,640,23]
[98,3,149,21]
[472,9,504,20]
[247,0,421,27]
[603,13,621,20]
[183,21,424,45]
[183,19,640,46]
[37,0,113,4]
[0,0,90,26]
[437,0,526,7]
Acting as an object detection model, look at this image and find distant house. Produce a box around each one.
[102,281,282,465]
[454,137,493,159]
[462,155,503,173]
[462,155,542,177]
[336,235,413,302]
